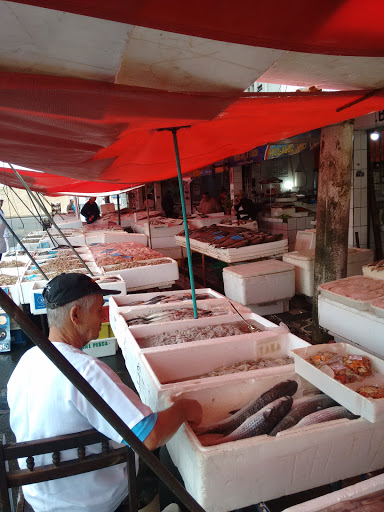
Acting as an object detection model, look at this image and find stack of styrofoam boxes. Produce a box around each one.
[282,473,384,512]
[318,276,384,358]
[84,231,147,246]
[164,370,384,512]
[111,295,275,392]
[223,259,296,315]
[283,247,374,297]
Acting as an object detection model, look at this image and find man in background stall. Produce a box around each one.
[81,196,100,224]
[196,191,218,214]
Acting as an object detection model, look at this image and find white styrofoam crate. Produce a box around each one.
[294,230,316,251]
[292,342,384,422]
[109,288,224,334]
[85,232,147,246]
[283,248,374,297]
[282,473,384,512]
[319,276,384,311]
[143,223,184,238]
[363,264,384,280]
[165,372,384,512]
[139,332,309,410]
[82,337,117,358]
[319,295,384,357]
[223,260,295,305]
[1,283,21,307]
[115,312,277,393]
[248,299,290,315]
[149,236,178,249]
[102,257,179,290]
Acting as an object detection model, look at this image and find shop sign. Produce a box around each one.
[264,142,307,160]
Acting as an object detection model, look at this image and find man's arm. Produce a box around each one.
[144,399,202,450]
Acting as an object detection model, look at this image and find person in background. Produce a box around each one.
[66,198,76,214]
[81,196,100,224]
[234,190,258,221]
[162,190,174,218]
[196,191,218,214]
[143,193,155,211]
[0,197,9,260]
[217,188,229,213]
[8,273,202,512]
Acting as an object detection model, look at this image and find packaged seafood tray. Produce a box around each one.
[292,342,384,422]
[85,231,147,246]
[114,311,276,392]
[282,473,384,512]
[165,373,384,512]
[318,295,384,357]
[223,259,295,305]
[318,276,384,311]
[139,331,309,410]
[102,257,179,291]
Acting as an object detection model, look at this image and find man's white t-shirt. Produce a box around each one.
[7,343,153,512]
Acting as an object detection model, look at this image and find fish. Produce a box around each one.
[294,406,359,428]
[200,396,293,446]
[195,379,298,435]
[269,394,339,435]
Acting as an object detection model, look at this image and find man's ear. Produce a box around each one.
[69,305,81,325]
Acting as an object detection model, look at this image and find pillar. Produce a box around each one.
[312,120,354,344]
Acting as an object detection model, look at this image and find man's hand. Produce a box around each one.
[89,215,94,221]
[175,398,203,427]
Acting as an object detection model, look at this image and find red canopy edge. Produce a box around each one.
[1,73,384,189]
[9,0,384,57]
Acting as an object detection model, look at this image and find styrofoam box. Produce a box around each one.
[138,332,309,410]
[40,234,86,248]
[294,229,316,251]
[165,372,384,512]
[319,275,384,311]
[363,264,384,280]
[282,473,384,512]
[100,203,115,214]
[82,337,117,357]
[143,223,184,238]
[102,257,179,290]
[148,236,178,249]
[1,284,21,307]
[223,260,295,305]
[85,232,147,246]
[283,248,374,296]
[292,342,384,422]
[318,294,384,359]
[109,288,224,335]
[115,312,276,393]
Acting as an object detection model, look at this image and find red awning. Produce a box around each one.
[10,0,384,57]
[1,72,384,193]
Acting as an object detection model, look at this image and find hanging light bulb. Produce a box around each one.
[370,131,380,141]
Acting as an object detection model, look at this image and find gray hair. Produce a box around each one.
[46,294,99,329]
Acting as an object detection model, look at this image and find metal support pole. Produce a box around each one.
[169,128,198,318]
[117,194,121,226]
[0,216,48,280]
[0,288,205,512]
[26,190,58,248]
[145,184,153,249]
[9,165,94,276]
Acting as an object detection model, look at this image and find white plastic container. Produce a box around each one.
[318,295,384,358]
[115,312,276,392]
[282,473,384,512]
[139,332,309,410]
[284,249,376,297]
[294,229,316,251]
[165,373,384,512]
[85,232,147,246]
[223,259,295,306]
[292,342,384,422]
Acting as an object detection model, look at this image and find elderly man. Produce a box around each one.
[196,192,218,214]
[8,273,202,512]
[81,196,100,224]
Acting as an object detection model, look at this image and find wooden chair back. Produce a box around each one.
[0,429,136,512]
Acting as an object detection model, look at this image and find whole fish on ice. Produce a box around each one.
[269,394,338,436]
[294,406,359,428]
[195,379,298,435]
[200,396,293,446]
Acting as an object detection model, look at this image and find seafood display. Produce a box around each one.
[138,321,261,348]
[89,242,163,266]
[196,356,294,379]
[306,351,373,384]
[365,259,384,272]
[33,258,85,274]
[0,259,25,268]
[357,385,384,399]
[128,292,214,306]
[320,276,384,302]
[128,305,232,326]
[178,224,283,249]
[102,259,170,271]
[195,380,359,446]
[316,490,384,511]
[0,274,18,286]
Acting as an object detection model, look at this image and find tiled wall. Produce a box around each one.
[349,131,368,248]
